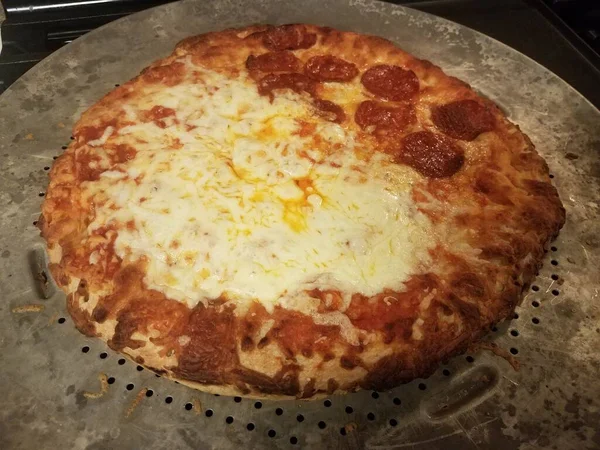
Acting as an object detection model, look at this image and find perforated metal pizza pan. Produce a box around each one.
[1,0,599,449]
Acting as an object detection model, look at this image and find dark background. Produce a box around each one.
[1,0,599,108]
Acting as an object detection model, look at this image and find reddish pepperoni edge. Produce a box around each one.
[361,65,419,102]
[355,100,414,132]
[432,99,495,141]
[246,51,301,73]
[257,73,317,97]
[262,25,317,51]
[304,55,359,82]
[398,131,464,178]
[312,99,345,123]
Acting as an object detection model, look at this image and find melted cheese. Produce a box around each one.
[85,61,435,312]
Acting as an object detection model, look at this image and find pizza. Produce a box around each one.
[39,24,565,399]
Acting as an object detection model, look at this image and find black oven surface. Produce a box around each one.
[2,0,600,107]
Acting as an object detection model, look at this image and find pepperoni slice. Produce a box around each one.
[304,55,358,82]
[246,51,301,73]
[397,131,464,178]
[432,99,495,141]
[262,25,317,51]
[257,73,317,97]
[355,100,414,132]
[361,65,419,102]
[312,99,345,123]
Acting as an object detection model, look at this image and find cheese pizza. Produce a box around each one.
[39,24,565,398]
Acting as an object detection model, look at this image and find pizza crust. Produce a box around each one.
[40,24,565,399]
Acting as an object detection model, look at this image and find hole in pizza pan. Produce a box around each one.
[318,421,327,429]
[552,289,560,296]
[389,418,398,427]
[268,429,276,438]
[323,399,332,407]
[234,396,242,403]
[214,394,220,397]
[246,423,255,431]
[70,136,74,140]
[531,285,539,292]
[145,389,154,397]
[107,377,115,385]
[44,166,50,170]
[205,409,213,417]
[393,398,401,406]
[367,412,376,421]
[345,406,353,414]
[290,436,298,444]
[275,407,283,416]
[57,317,66,324]
[513,312,519,319]
[254,401,262,409]
[551,246,558,252]
[551,274,559,281]
[225,416,234,424]
[510,329,519,337]
[371,391,379,399]
[418,383,427,391]
[136,365,144,371]
[155,374,161,378]
[115,84,120,87]
[184,403,193,411]
[532,301,540,308]
[551,260,559,266]
[296,414,304,423]
[53,155,58,160]
[532,317,540,324]
[81,346,90,353]
[549,173,554,179]
[126,383,134,391]
[466,356,474,363]
[165,396,173,404]
[32,220,38,226]
[510,347,519,355]
[61,145,67,150]
[99,352,108,359]
[118,358,126,365]
[38,192,45,197]
[442,369,451,377]
[340,427,347,436]
[491,326,498,332]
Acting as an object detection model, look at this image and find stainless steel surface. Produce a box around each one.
[1,0,599,448]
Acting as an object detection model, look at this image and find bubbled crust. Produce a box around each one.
[40,24,565,399]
